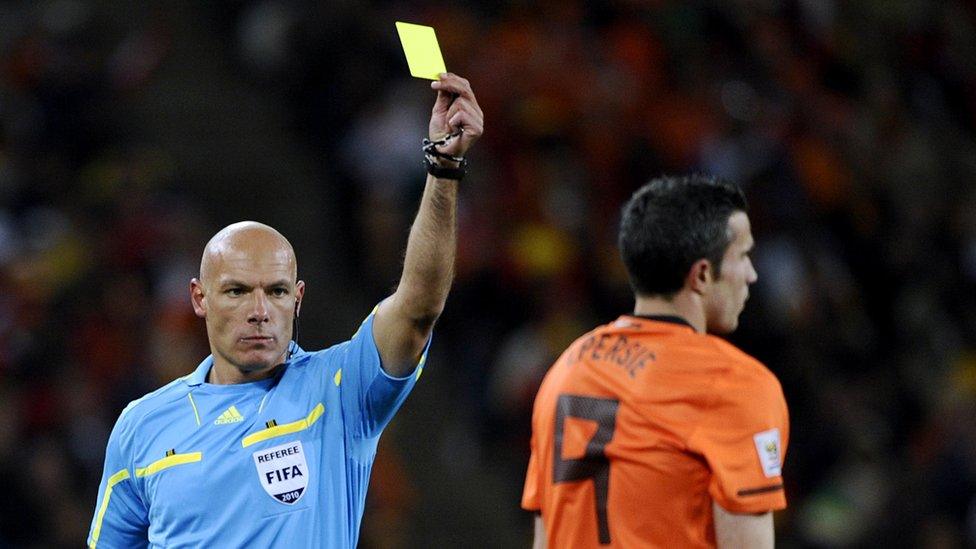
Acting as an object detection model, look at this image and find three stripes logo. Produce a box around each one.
[215,405,245,425]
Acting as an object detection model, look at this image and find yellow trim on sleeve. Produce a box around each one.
[89,468,131,548]
[241,402,325,448]
[333,369,342,386]
[187,393,201,426]
[134,452,202,478]
[416,353,427,380]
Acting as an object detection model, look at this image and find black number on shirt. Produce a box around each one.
[553,394,619,545]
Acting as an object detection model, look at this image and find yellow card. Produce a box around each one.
[395,21,446,80]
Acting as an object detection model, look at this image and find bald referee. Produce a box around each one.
[87,73,482,548]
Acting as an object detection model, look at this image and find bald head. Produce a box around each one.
[200,221,297,286]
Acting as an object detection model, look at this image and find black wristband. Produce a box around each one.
[424,156,467,181]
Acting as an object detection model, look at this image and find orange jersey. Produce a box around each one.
[522,316,789,548]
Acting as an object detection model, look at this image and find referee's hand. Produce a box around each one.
[429,73,483,158]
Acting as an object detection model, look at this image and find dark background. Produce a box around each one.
[1,0,975,547]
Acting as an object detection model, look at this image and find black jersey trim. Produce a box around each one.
[736,484,784,497]
[630,314,696,331]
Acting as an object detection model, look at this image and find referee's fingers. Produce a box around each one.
[431,89,454,115]
[431,73,476,103]
[447,97,482,124]
[446,96,483,123]
[449,109,483,138]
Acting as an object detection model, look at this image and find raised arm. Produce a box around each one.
[372,73,483,376]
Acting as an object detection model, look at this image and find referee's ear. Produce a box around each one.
[294,280,306,318]
[190,277,207,318]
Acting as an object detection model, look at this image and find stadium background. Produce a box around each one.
[1,0,975,547]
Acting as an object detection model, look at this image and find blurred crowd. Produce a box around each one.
[2,0,976,547]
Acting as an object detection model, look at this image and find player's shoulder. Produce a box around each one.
[276,346,349,395]
[533,326,601,393]
[561,324,608,355]
[701,335,785,408]
[287,342,349,373]
[116,376,192,429]
[544,323,614,380]
[538,321,632,394]
[705,336,777,379]
[560,316,653,354]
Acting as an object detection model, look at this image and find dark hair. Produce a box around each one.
[618,174,747,297]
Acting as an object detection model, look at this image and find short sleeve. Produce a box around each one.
[88,413,149,548]
[521,429,542,512]
[339,307,429,438]
[688,369,789,514]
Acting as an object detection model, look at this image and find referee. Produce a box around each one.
[87,73,482,547]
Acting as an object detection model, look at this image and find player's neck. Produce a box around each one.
[632,293,705,333]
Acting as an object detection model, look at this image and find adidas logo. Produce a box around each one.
[214,405,245,425]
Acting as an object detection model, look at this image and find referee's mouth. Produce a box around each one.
[240,336,276,345]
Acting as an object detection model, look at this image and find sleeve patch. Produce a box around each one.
[752,428,782,478]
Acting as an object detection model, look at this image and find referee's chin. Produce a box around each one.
[234,350,287,375]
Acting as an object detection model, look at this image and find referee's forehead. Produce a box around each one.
[200,222,297,284]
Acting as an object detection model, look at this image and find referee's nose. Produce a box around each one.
[248,291,270,324]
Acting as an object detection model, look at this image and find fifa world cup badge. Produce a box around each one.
[253,441,310,504]
[752,428,782,478]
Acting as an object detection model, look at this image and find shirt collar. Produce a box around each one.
[184,342,304,387]
[185,355,213,387]
[628,314,697,332]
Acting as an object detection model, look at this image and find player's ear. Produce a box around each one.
[686,259,713,296]
[190,278,207,318]
[294,280,306,318]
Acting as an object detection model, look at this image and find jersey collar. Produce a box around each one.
[185,355,213,387]
[184,342,304,387]
[628,314,697,332]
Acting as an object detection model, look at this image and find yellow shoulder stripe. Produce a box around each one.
[241,402,324,448]
[89,468,131,548]
[135,452,202,478]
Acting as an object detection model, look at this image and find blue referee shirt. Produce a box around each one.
[88,309,426,548]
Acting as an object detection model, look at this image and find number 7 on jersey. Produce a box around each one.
[552,394,620,545]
